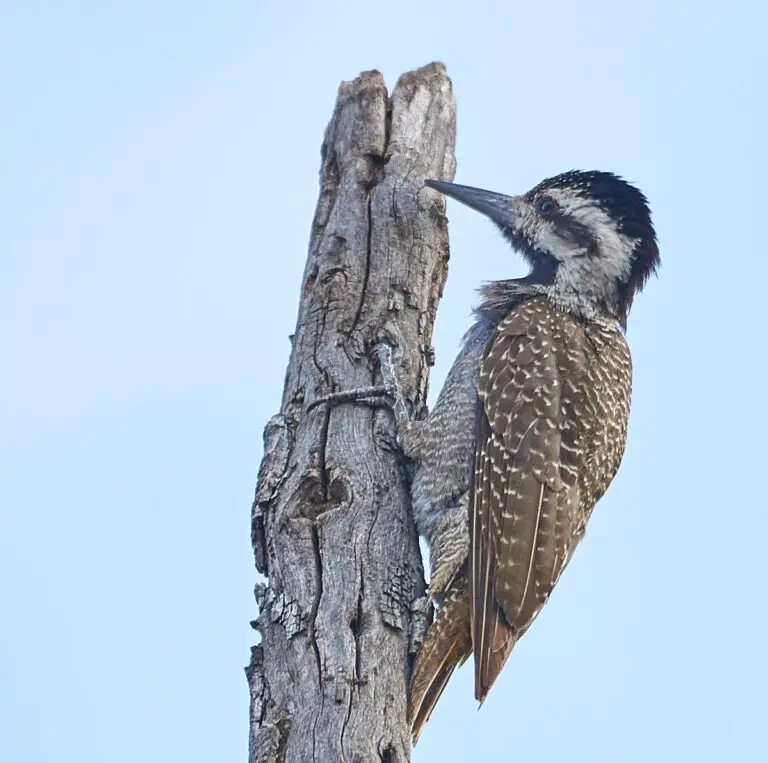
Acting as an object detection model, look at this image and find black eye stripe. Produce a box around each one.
[555,218,599,254]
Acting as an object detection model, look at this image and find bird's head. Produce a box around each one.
[426,170,659,325]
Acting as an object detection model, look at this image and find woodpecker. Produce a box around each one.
[403,170,659,741]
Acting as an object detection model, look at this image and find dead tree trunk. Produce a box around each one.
[247,64,456,762]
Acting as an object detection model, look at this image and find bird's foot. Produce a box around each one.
[427,503,470,605]
[306,342,412,425]
[371,343,411,428]
[408,595,433,654]
[305,342,417,457]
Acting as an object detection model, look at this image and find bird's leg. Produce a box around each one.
[426,498,469,604]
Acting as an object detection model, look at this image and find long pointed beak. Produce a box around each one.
[425,180,520,228]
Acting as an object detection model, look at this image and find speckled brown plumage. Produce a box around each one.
[408,295,634,736]
[471,297,632,699]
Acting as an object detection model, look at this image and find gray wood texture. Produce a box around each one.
[247,63,457,763]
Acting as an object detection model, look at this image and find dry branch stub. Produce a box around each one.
[248,63,456,763]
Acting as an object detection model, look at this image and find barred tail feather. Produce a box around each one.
[408,579,472,744]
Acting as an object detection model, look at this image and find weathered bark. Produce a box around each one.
[247,64,457,763]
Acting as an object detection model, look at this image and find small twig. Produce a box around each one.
[306,386,390,413]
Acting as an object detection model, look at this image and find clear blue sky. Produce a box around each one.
[2,2,765,761]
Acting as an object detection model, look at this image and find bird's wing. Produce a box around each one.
[470,299,582,701]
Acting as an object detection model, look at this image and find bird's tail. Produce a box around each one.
[408,578,472,744]
[473,593,517,704]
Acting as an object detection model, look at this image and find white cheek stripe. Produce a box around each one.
[527,190,638,309]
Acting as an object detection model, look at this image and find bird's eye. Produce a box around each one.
[535,196,558,216]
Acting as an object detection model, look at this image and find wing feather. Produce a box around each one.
[469,299,583,701]
[470,410,516,701]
